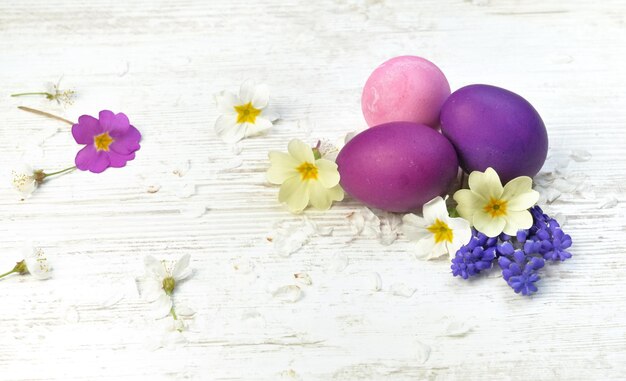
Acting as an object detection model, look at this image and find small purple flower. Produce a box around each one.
[451,244,496,279]
[508,271,540,296]
[451,205,571,297]
[72,110,141,173]
[543,228,572,261]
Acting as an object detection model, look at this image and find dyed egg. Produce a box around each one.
[336,122,458,213]
[361,56,451,128]
[440,84,548,183]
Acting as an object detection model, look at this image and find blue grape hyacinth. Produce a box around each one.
[451,206,572,296]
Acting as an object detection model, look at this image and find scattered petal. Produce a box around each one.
[146,184,161,193]
[215,157,244,172]
[179,204,208,218]
[272,285,302,303]
[99,293,124,308]
[176,182,196,198]
[370,272,382,292]
[443,319,474,337]
[415,341,431,364]
[389,283,416,298]
[175,304,195,317]
[172,160,191,177]
[294,272,312,286]
[569,149,592,162]
[233,259,255,274]
[598,197,618,209]
[271,219,317,257]
[329,252,349,273]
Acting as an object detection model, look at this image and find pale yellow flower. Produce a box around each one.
[453,167,539,237]
[267,139,343,213]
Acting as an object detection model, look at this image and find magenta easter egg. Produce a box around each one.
[440,84,548,183]
[336,122,458,213]
[361,56,451,128]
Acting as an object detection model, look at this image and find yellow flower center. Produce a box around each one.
[94,132,114,151]
[296,162,318,181]
[483,197,508,217]
[162,276,176,295]
[234,102,262,124]
[427,219,454,244]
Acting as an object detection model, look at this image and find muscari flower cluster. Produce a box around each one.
[451,206,572,296]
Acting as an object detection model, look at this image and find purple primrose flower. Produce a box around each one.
[72,110,141,173]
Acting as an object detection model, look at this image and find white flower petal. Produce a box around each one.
[215,90,239,114]
[215,114,245,143]
[153,294,173,319]
[422,196,448,223]
[401,214,430,241]
[172,254,191,281]
[175,304,196,317]
[278,176,310,213]
[239,79,256,103]
[24,257,52,279]
[11,164,38,199]
[315,159,340,188]
[414,237,446,260]
[453,189,484,222]
[141,279,165,302]
[251,83,269,109]
[472,211,506,238]
[468,168,503,199]
[503,210,533,235]
[262,108,280,122]
[244,117,273,138]
[22,246,52,280]
[288,139,315,163]
[267,151,299,184]
[144,256,167,279]
[447,217,472,257]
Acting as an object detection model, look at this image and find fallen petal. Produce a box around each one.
[272,285,302,303]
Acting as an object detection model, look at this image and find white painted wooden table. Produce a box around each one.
[1,0,625,380]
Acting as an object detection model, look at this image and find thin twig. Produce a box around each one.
[17,106,75,125]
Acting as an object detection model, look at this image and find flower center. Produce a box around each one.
[427,219,454,244]
[94,132,114,151]
[296,162,318,181]
[234,102,262,124]
[483,197,508,217]
[162,276,176,295]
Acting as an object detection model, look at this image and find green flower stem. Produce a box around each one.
[44,166,77,178]
[11,92,53,98]
[17,106,75,126]
[0,269,17,279]
[170,307,184,332]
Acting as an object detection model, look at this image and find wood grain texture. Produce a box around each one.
[1,0,625,380]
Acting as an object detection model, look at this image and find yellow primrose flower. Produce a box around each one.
[453,167,540,237]
[267,139,344,213]
[402,196,471,260]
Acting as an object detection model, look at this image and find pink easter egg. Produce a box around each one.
[361,56,451,128]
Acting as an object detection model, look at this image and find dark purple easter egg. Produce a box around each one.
[336,122,458,213]
[440,84,548,183]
